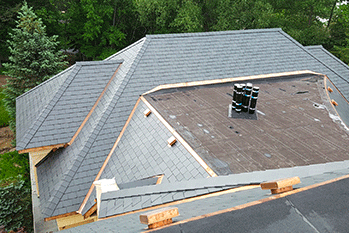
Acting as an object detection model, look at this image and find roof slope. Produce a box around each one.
[17,60,123,151]
[16,66,73,148]
[81,99,209,214]
[153,176,349,233]
[36,39,145,218]
[26,28,349,219]
[60,163,349,233]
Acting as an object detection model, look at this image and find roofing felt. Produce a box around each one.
[145,75,349,176]
[81,100,208,215]
[60,165,349,233]
[26,28,349,218]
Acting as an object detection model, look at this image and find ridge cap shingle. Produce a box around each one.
[145,28,283,39]
[16,65,75,101]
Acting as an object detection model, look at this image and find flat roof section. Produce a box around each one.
[145,74,349,175]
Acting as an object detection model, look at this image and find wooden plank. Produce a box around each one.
[144,109,152,117]
[140,207,179,225]
[58,218,95,231]
[143,70,320,96]
[156,175,164,185]
[148,219,172,229]
[167,136,177,147]
[68,63,122,146]
[260,177,300,190]
[83,203,97,219]
[18,143,66,154]
[56,214,97,230]
[141,96,217,177]
[44,211,77,222]
[77,97,142,214]
[271,186,293,194]
[331,100,338,106]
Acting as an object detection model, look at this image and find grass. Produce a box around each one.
[0,151,30,181]
[0,88,10,127]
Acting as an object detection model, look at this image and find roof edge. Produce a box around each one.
[307,45,349,74]
[16,65,75,101]
[146,28,283,39]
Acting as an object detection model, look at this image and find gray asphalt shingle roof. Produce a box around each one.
[36,39,145,218]
[60,163,349,233]
[81,100,208,215]
[16,60,123,151]
[16,66,73,149]
[97,159,349,219]
[20,28,349,220]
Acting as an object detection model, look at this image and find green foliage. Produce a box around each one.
[0,88,11,127]
[212,0,274,31]
[58,0,138,60]
[135,0,203,33]
[0,175,32,233]
[0,151,29,181]
[3,1,67,134]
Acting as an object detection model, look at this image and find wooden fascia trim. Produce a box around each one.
[67,63,122,146]
[143,70,320,95]
[140,96,217,177]
[77,97,142,214]
[44,211,78,222]
[18,143,66,154]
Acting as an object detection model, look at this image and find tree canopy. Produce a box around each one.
[0,0,349,62]
[2,2,67,133]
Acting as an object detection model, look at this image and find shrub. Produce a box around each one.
[0,176,32,233]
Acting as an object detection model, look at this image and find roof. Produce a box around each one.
[16,28,349,225]
[145,74,349,175]
[61,165,349,233]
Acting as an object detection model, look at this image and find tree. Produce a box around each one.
[212,0,274,31]
[2,1,67,134]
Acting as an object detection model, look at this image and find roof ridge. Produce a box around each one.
[146,28,283,39]
[105,38,146,61]
[278,30,349,88]
[16,65,75,100]
[75,60,123,66]
[78,39,153,214]
[307,45,349,75]
[305,45,324,49]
